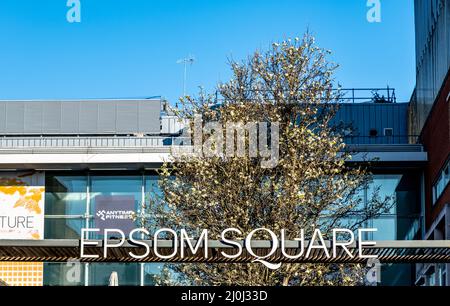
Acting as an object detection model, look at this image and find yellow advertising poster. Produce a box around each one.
[0,172,45,240]
[0,172,45,286]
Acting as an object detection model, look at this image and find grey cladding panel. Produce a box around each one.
[79,102,98,133]
[0,99,161,135]
[332,103,409,144]
[6,103,24,134]
[0,103,6,132]
[138,100,160,135]
[61,102,80,134]
[43,102,61,133]
[98,102,116,133]
[24,102,43,134]
[117,101,138,134]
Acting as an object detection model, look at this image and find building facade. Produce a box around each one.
[0,95,428,286]
[410,0,450,286]
[0,1,449,286]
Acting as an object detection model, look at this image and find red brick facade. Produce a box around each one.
[420,73,450,229]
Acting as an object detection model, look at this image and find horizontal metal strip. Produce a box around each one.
[0,240,449,264]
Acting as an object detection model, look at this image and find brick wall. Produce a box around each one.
[420,72,450,229]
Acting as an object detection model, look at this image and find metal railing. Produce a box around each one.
[343,135,420,145]
[0,135,421,150]
[213,87,397,104]
[0,136,192,149]
[339,87,397,103]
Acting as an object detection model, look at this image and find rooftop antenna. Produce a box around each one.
[176,55,195,98]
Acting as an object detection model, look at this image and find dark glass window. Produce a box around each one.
[90,174,142,214]
[89,173,142,239]
[44,218,84,239]
[44,262,85,286]
[45,174,87,216]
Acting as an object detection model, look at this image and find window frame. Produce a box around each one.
[432,158,450,205]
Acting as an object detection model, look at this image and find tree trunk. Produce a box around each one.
[282,276,290,286]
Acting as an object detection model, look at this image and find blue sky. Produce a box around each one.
[0,0,415,104]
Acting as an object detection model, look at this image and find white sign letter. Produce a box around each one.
[154,228,178,259]
[180,229,208,259]
[128,228,150,259]
[103,229,125,258]
[220,228,243,259]
[332,228,355,258]
[305,229,330,258]
[80,228,99,259]
[281,229,305,259]
[358,228,377,259]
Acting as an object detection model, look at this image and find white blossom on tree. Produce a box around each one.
[143,33,393,286]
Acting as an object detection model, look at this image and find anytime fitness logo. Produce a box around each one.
[172,115,280,169]
[96,209,134,221]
